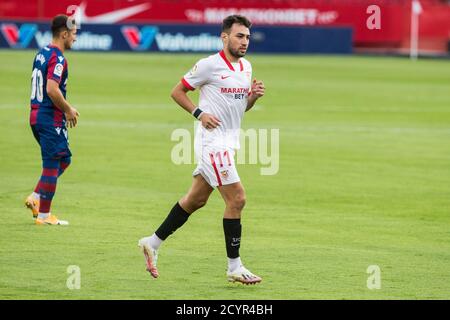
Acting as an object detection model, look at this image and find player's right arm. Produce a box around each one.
[47,80,79,128]
[171,58,221,129]
[171,82,221,129]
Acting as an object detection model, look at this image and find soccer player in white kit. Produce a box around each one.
[138,15,265,284]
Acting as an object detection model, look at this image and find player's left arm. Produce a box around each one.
[246,79,265,112]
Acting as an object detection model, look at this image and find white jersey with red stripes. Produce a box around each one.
[182,50,252,150]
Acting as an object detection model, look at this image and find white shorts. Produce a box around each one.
[193,146,240,188]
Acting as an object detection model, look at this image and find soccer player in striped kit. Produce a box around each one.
[139,15,266,284]
[24,15,79,225]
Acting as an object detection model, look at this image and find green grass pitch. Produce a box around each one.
[0,50,449,299]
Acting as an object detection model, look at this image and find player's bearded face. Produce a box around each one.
[226,24,250,58]
[64,28,77,50]
[228,41,246,58]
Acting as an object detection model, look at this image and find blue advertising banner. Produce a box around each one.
[0,21,352,54]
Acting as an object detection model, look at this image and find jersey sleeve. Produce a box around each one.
[181,58,211,91]
[47,51,65,84]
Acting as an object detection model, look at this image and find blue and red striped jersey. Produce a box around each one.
[30,44,68,126]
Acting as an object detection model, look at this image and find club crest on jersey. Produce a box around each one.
[54,63,64,77]
[220,170,229,180]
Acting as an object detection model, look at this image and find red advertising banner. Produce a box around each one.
[0,0,449,46]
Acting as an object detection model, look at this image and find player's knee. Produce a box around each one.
[181,195,208,212]
[196,200,207,210]
[192,197,208,210]
[230,194,246,212]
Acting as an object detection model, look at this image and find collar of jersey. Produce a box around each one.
[48,44,62,53]
[219,50,243,72]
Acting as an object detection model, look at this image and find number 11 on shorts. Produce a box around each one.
[211,150,232,168]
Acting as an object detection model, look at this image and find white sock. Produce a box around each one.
[228,257,242,272]
[31,192,40,200]
[38,212,50,220]
[148,233,163,250]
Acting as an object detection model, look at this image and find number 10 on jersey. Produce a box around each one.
[30,68,44,103]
